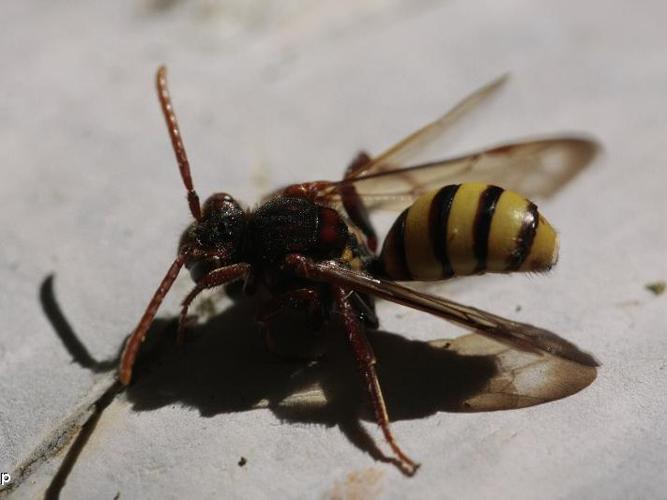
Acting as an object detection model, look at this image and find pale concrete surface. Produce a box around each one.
[1,0,666,499]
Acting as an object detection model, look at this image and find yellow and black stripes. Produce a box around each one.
[429,184,459,278]
[473,185,505,273]
[378,183,559,281]
[507,201,538,271]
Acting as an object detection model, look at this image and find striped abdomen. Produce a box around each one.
[379,183,558,281]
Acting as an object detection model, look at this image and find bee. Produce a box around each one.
[118,67,599,476]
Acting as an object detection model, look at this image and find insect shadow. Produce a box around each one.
[122,296,500,463]
[40,274,596,475]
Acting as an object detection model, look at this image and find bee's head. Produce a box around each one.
[179,193,247,281]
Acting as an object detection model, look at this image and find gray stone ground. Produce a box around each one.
[1,1,666,498]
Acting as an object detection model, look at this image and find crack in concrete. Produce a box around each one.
[0,374,118,499]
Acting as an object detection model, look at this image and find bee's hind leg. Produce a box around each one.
[340,152,378,252]
[333,285,420,476]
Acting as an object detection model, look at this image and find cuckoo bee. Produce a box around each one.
[118,67,599,476]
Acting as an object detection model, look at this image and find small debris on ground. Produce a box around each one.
[645,281,665,296]
[238,457,247,467]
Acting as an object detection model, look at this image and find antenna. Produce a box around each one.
[156,65,202,221]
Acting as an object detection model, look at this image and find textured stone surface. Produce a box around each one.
[1,0,666,498]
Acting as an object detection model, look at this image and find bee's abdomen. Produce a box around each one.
[379,183,558,281]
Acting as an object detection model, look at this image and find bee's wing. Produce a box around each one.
[318,137,598,210]
[294,258,599,367]
[348,75,510,179]
[260,332,597,414]
[426,334,598,411]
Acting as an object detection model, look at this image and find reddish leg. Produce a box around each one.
[341,152,378,252]
[177,263,252,343]
[333,285,419,476]
[283,253,419,474]
[344,151,372,178]
[119,254,187,385]
[257,288,324,359]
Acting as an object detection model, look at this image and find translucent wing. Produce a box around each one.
[258,332,597,414]
[290,257,599,367]
[348,74,510,179]
[317,137,598,210]
[270,75,597,212]
[428,334,598,411]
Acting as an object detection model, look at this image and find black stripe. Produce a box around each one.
[473,185,504,273]
[507,202,539,271]
[377,208,412,280]
[393,209,411,279]
[429,184,460,278]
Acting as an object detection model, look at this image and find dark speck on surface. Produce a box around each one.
[645,281,666,296]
